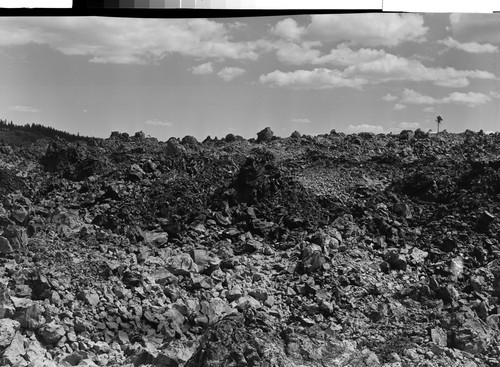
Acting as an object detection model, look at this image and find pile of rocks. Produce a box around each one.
[0,126,499,366]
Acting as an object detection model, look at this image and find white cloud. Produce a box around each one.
[382,93,398,101]
[402,89,438,105]
[401,88,491,107]
[217,67,245,81]
[398,122,420,129]
[489,91,500,99]
[394,104,407,110]
[449,14,500,44]
[0,18,266,64]
[259,68,367,90]
[191,62,214,75]
[266,44,494,89]
[275,42,386,67]
[272,18,305,41]
[423,106,435,112]
[443,91,491,106]
[347,124,384,133]
[8,105,40,113]
[271,41,495,88]
[317,44,387,65]
[145,119,173,127]
[306,14,428,47]
[274,41,321,65]
[438,36,498,53]
[291,118,311,124]
[343,53,495,88]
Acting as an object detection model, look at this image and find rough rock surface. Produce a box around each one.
[0,128,499,366]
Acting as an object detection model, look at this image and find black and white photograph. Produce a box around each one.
[1,6,500,367]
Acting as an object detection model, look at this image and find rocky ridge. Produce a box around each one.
[0,127,499,366]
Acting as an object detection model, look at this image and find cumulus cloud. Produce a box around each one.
[263,48,492,89]
[444,91,491,106]
[272,18,305,41]
[306,14,428,47]
[449,14,500,44]
[394,104,407,110]
[0,18,266,64]
[275,42,386,67]
[271,41,495,88]
[401,88,491,107]
[347,124,384,134]
[291,118,311,124]
[8,105,40,113]
[382,93,398,101]
[438,36,498,53]
[273,41,322,65]
[489,91,500,99]
[259,68,367,90]
[343,53,494,88]
[423,106,435,112]
[145,119,173,127]
[401,89,438,105]
[217,67,245,81]
[190,62,214,75]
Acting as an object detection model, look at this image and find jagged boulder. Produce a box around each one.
[233,154,280,205]
[0,168,28,197]
[256,127,274,143]
[0,319,20,351]
[165,138,186,155]
[40,140,109,181]
[182,135,199,147]
[185,315,286,367]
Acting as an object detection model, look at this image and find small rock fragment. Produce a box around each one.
[0,318,20,350]
[0,236,13,254]
[430,327,447,347]
[165,254,199,276]
[0,331,26,366]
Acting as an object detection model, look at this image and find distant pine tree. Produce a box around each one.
[436,115,443,135]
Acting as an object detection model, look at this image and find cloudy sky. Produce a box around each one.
[0,13,500,139]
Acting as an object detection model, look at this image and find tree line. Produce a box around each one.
[0,119,94,142]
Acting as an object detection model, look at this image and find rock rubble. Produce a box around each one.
[0,128,499,366]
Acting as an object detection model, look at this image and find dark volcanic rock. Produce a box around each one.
[182,135,199,147]
[185,315,284,367]
[2,127,500,366]
[40,140,109,181]
[0,168,28,197]
[38,321,65,345]
[256,127,274,143]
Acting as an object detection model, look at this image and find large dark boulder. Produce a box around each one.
[256,127,274,143]
[0,168,28,197]
[233,154,280,205]
[40,140,110,181]
[181,135,199,148]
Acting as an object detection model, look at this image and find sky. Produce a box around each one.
[0,13,500,140]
